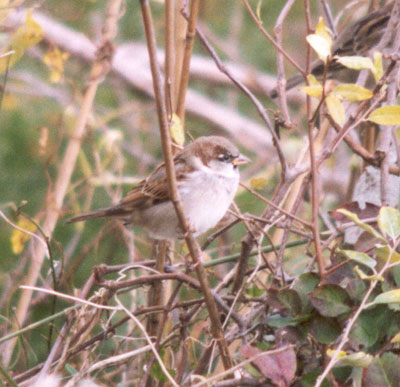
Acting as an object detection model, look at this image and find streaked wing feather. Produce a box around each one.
[120,159,189,209]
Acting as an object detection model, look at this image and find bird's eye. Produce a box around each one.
[218,153,232,162]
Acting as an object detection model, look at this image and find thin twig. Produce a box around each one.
[3,0,123,365]
[242,0,305,76]
[176,0,200,122]
[273,0,296,125]
[139,0,233,370]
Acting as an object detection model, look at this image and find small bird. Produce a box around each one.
[270,1,395,98]
[68,136,250,240]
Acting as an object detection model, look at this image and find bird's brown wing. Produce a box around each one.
[68,155,189,223]
[119,158,188,210]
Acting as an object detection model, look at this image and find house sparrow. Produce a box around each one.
[270,1,395,98]
[68,136,250,240]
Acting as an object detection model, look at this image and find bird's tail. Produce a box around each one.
[67,206,128,223]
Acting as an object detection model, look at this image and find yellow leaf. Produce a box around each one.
[315,17,332,42]
[336,352,373,368]
[391,331,400,343]
[334,55,373,71]
[170,113,185,146]
[307,74,321,87]
[43,47,69,83]
[306,18,332,63]
[353,265,384,282]
[2,93,18,110]
[250,177,268,190]
[326,349,347,359]
[300,75,322,98]
[337,208,385,241]
[10,218,37,254]
[300,86,323,98]
[0,10,43,74]
[368,105,400,126]
[332,84,373,101]
[372,51,383,82]
[306,34,331,63]
[373,289,400,304]
[326,94,345,126]
[256,0,263,22]
[375,245,400,264]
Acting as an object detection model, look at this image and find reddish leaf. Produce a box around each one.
[241,344,296,387]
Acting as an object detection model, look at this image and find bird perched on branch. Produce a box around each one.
[270,1,396,98]
[68,136,250,240]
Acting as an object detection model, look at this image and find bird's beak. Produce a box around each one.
[233,154,250,166]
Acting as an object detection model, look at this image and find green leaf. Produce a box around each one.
[368,105,400,126]
[332,84,373,101]
[292,273,319,313]
[392,264,400,288]
[336,209,385,242]
[363,353,400,386]
[309,284,352,317]
[267,289,302,317]
[349,307,390,347]
[247,286,264,297]
[64,364,78,376]
[339,249,376,269]
[308,315,341,344]
[326,94,345,126]
[334,55,373,71]
[150,359,175,382]
[301,368,331,387]
[378,206,400,240]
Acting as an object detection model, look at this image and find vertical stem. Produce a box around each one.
[175,0,200,123]
[165,0,175,114]
[139,0,232,371]
[304,0,325,280]
[173,0,187,111]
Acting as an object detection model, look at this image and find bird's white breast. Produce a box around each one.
[177,162,239,236]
